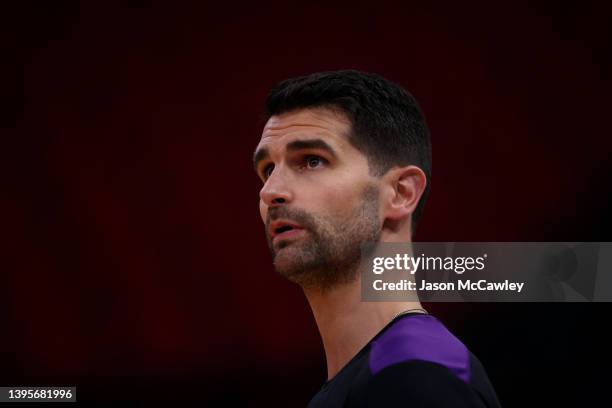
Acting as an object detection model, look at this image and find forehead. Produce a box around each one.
[257,108,352,150]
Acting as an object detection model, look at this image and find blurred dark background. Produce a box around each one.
[2,1,611,406]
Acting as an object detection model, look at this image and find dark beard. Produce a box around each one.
[265,184,381,291]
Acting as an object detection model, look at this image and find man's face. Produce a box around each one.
[253,107,382,290]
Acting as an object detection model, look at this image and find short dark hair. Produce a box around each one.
[265,69,432,238]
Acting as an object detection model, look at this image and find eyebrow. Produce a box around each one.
[252,138,338,172]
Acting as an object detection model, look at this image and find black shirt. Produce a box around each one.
[308,313,501,407]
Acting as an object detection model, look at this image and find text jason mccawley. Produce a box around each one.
[371,254,525,293]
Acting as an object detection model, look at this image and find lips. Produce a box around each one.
[269,219,305,243]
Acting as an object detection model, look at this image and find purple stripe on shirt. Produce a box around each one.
[369,315,470,383]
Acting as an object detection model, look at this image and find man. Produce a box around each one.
[253,70,501,407]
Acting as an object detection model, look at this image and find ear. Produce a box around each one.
[383,165,427,222]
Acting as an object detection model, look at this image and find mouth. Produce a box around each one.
[269,220,306,244]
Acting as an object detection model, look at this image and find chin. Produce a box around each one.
[273,248,313,278]
[273,247,302,270]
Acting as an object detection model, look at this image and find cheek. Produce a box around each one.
[310,185,363,217]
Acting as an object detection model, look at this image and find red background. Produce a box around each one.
[2,1,611,405]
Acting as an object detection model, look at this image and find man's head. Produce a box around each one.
[253,70,431,290]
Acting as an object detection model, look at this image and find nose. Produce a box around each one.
[259,166,293,207]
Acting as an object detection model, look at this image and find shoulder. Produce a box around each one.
[369,314,470,383]
[340,315,501,407]
[362,360,489,407]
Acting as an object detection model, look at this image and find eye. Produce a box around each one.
[263,164,274,179]
[305,156,324,169]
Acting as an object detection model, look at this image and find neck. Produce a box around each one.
[303,276,423,380]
